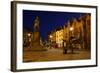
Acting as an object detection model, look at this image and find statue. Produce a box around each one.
[30,16,46,51]
[34,16,39,32]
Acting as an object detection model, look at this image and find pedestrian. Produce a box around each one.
[63,40,67,54]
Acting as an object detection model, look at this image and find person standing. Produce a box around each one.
[63,40,67,54]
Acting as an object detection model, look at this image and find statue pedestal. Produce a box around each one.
[30,43,46,51]
[29,32,46,51]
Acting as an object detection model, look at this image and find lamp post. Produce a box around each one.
[27,33,31,42]
[49,35,53,49]
[69,27,74,53]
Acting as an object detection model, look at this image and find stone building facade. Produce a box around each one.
[48,14,91,50]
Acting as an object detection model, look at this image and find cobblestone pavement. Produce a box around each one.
[23,48,91,62]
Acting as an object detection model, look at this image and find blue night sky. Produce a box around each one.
[23,10,86,41]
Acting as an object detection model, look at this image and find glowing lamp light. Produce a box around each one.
[70,27,74,31]
[27,33,31,37]
[50,35,53,38]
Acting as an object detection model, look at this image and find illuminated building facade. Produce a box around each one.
[56,28,63,48]
[48,14,91,50]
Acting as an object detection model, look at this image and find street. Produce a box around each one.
[23,48,91,62]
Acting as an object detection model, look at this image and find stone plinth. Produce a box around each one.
[30,32,46,51]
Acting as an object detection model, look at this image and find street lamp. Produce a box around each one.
[49,35,53,49]
[69,27,74,54]
[27,33,31,46]
[49,35,53,38]
[70,27,73,31]
[27,33,31,37]
[69,27,74,37]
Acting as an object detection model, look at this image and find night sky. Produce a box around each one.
[23,10,86,41]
